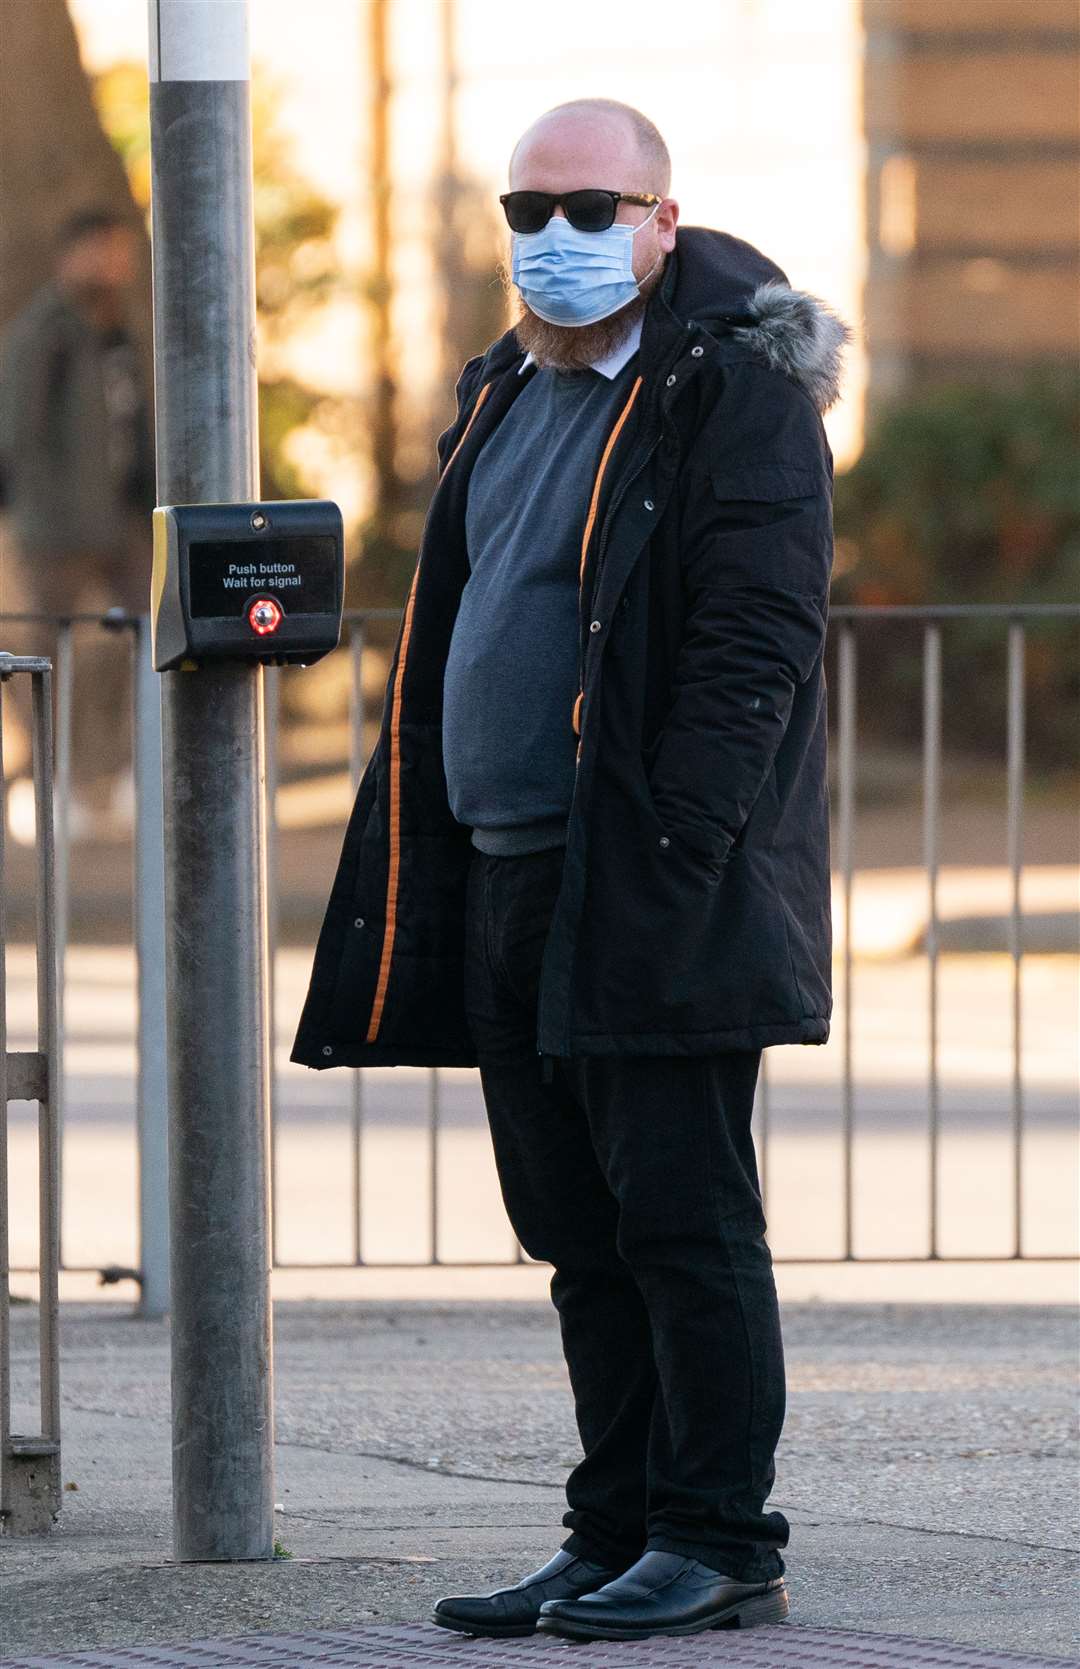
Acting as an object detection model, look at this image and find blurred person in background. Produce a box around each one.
[294,98,850,1643]
[0,205,155,834]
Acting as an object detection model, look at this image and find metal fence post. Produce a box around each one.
[51,623,72,1245]
[1006,621,1026,1258]
[837,621,857,1262]
[348,625,366,1265]
[923,623,942,1258]
[0,655,62,1537]
[133,616,169,1319]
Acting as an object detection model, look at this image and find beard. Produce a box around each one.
[497,256,666,373]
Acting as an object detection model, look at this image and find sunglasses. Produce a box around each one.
[500,189,663,235]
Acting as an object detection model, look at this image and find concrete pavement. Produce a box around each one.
[2,1298,1077,1663]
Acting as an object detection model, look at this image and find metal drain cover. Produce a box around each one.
[3,1622,1071,1668]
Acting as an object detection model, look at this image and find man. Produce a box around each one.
[0,206,154,821]
[292,97,850,1643]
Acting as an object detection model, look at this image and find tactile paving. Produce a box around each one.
[3,1622,1072,1669]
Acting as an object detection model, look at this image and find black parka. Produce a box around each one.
[291,226,852,1071]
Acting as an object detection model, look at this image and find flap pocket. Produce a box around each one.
[711,463,822,503]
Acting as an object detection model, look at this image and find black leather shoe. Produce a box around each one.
[431,1548,625,1638]
[536,1548,789,1640]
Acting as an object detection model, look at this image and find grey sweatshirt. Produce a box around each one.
[442,355,639,854]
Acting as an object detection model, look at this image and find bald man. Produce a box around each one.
[292,97,850,1644]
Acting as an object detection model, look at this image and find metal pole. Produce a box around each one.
[52,622,73,1254]
[348,626,365,1266]
[147,0,274,1562]
[1006,622,1025,1258]
[368,0,398,534]
[32,666,62,1482]
[923,625,941,1259]
[265,665,280,1268]
[133,616,169,1319]
[429,1069,440,1265]
[837,623,856,1262]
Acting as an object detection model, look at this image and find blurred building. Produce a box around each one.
[863,0,1080,415]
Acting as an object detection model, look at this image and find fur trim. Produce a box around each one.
[727,281,853,414]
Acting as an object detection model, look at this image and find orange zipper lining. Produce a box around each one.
[364,380,492,1044]
[440,381,493,480]
[365,366,641,1043]
[572,373,643,747]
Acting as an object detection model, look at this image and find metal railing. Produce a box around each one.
[0,653,62,1534]
[828,605,1073,1264]
[1,604,1077,1291]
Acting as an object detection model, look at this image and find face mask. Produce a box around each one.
[510,201,663,328]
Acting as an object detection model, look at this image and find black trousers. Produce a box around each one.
[463,843,789,1584]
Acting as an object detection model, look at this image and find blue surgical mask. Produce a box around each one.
[511,201,663,328]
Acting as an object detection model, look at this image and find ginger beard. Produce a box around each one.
[498,253,667,373]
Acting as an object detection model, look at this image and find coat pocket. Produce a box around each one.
[637,757,731,884]
[704,461,831,599]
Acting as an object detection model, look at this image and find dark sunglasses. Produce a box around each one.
[500,189,662,235]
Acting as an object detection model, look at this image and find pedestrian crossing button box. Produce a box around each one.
[151,499,344,670]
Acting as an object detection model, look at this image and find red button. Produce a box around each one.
[248,597,282,635]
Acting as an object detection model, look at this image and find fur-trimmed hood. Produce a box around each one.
[657,225,853,415]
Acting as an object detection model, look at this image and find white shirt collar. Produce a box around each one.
[518,316,643,380]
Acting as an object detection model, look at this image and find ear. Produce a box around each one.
[728,281,853,414]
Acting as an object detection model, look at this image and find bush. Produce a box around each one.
[831,369,1080,772]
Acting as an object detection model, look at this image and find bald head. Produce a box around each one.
[502,97,679,371]
[509,98,671,198]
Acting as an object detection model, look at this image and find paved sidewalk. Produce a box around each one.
[3,1621,1075,1668]
[2,1300,1077,1664]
